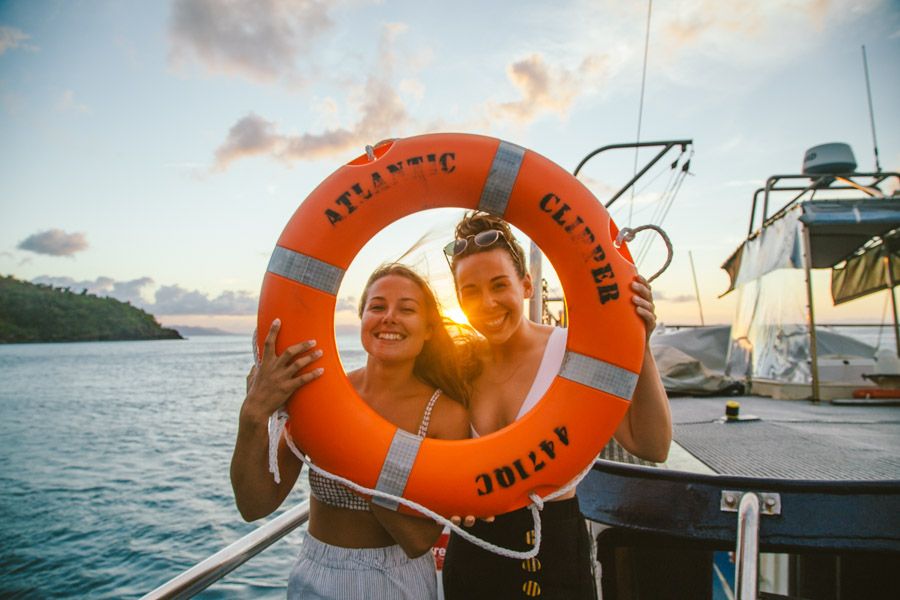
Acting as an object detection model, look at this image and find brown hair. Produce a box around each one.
[449,211,527,278]
[359,263,477,406]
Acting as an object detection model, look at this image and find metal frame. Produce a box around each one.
[740,169,900,399]
[747,171,899,237]
[141,501,311,600]
[572,139,692,208]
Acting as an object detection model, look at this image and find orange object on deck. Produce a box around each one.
[257,133,644,517]
[853,388,900,399]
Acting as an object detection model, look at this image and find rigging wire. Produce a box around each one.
[634,155,680,198]
[636,164,691,266]
[629,0,653,228]
[612,154,680,222]
[635,150,692,265]
[633,160,681,258]
[861,45,882,173]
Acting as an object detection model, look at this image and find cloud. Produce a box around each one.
[168,0,333,83]
[30,275,259,316]
[211,23,410,168]
[490,53,608,124]
[17,229,89,256]
[153,284,258,315]
[336,296,358,312]
[0,26,34,55]
[654,290,696,303]
[211,111,362,169]
[651,0,885,82]
[212,113,283,167]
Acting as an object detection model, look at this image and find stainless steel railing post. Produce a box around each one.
[734,492,760,600]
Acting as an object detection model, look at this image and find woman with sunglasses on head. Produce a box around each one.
[440,212,671,600]
[231,264,472,600]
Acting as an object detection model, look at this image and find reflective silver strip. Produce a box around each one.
[266,246,344,296]
[559,351,638,401]
[477,141,526,216]
[372,429,423,511]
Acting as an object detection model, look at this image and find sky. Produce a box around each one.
[1,0,899,334]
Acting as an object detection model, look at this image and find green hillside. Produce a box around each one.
[0,275,183,343]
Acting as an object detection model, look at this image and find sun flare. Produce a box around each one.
[442,306,470,326]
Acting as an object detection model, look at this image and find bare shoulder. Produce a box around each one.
[428,393,471,440]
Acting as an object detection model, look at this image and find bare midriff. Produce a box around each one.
[306,496,396,548]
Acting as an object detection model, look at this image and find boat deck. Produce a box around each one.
[579,395,900,554]
[670,395,900,480]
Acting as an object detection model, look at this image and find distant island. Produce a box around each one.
[0,275,183,343]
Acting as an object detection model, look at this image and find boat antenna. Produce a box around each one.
[861,45,882,173]
[629,0,653,227]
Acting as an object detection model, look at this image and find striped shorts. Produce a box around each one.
[287,533,437,599]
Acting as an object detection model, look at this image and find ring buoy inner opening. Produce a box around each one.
[257,133,644,517]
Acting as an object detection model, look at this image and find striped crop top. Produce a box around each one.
[308,388,442,511]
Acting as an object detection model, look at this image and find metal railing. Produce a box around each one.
[141,501,310,600]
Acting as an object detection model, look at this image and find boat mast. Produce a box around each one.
[861,45,882,173]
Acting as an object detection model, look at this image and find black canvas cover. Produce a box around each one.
[832,233,900,305]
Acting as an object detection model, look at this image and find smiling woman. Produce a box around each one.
[232,262,473,599]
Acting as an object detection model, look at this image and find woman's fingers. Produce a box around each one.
[632,277,657,339]
[277,339,318,368]
[284,367,325,393]
[636,306,656,326]
[253,336,324,398]
[449,514,490,527]
[286,348,324,374]
[631,278,653,301]
[262,319,280,363]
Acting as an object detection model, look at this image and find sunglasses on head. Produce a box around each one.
[443,229,524,272]
[443,229,508,257]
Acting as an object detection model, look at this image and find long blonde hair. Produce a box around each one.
[359,263,478,406]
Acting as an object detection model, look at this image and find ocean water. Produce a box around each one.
[0,335,366,599]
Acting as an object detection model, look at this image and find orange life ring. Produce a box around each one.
[257,133,645,517]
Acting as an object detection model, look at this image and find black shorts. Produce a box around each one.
[442,496,597,600]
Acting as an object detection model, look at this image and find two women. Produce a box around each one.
[230,264,470,599]
[231,213,671,600]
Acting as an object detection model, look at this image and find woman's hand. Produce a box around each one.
[241,319,324,425]
[450,515,495,527]
[631,275,657,342]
